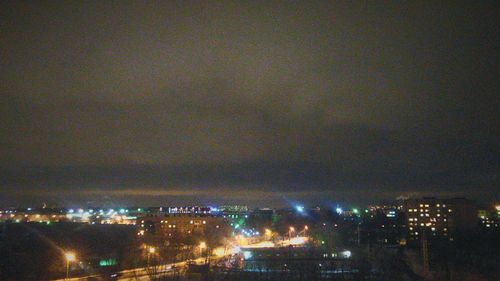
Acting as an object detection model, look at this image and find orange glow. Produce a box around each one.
[65,252,76,262]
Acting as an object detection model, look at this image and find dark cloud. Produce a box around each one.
[0,1,498,206]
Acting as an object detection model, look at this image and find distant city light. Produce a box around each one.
[295,205,305,213]
[243,251,252,259]
[213,247,225,257]
[336,207,343,215]
[341,250,351,258]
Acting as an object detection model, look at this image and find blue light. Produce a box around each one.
[336,207,343,215]
[243,251,252,259]
[296,205,305,213]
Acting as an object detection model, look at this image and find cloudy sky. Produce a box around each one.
[1,1,498,207]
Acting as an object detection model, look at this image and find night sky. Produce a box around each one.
[1,2,498,207]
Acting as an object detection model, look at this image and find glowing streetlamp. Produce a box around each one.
[147,246,156,265]
[199,242,207,257]
[65,252,76,280]
[288,226,295,240]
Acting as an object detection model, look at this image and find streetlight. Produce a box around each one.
[147,246,156,266]
[199,241,207,257]
[288,226,295,240]
[65,252,76,280]
[148,246,156,254]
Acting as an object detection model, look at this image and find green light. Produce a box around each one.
[321,240,325,244]
[353,208,359,214]
[99,258,117,267]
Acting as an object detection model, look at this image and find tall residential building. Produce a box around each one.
[404,197,477,242]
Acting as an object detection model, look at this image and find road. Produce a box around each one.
[52,237,308,281]
[52,256,220,281]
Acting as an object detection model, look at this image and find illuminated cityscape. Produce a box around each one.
[1,1,498,281]
[1,200,499,280]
